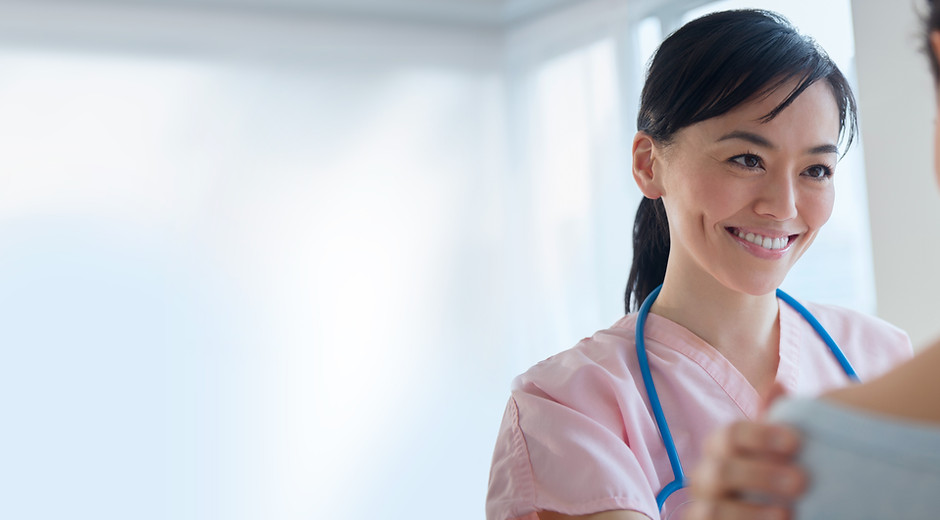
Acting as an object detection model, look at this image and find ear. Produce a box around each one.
[632,131,664,199]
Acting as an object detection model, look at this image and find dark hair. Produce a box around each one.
[925,0,940,81]
[625,9,859,312]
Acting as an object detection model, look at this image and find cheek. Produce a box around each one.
[696,179,747,222]
[670,169,737,213]
[803,187,835,228]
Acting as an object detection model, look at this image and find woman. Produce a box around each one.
[689,2,940,518]
[486,9,912,520]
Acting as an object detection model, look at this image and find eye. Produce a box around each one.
[803,164,833,180]
[729,154,763,169]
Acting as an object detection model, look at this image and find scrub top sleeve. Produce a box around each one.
[487,397,538,520]
[487,392,659,520]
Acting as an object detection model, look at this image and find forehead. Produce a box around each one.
[687,81,842,147]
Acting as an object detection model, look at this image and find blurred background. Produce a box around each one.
[0,0,935,518]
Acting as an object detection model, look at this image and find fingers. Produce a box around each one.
[687,421,808,520]
[704,420,801,460]
[691,447,807,500]
[682,498,791,520]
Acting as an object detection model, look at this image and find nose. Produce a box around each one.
[753,171,798,221]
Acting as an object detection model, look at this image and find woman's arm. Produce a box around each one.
[536,421,806,520]
[538,510,650,520]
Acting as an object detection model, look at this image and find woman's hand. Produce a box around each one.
[683,421,808,520]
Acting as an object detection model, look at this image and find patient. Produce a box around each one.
[767,344,940,517]
[687,1,940,518]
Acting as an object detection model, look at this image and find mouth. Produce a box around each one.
[727,227,797,251]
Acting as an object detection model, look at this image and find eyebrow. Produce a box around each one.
[716,130,838,155]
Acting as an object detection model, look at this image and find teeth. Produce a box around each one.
[735,229,789,250]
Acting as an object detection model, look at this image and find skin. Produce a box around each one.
[537,80,840,520]
[687,28,940,520]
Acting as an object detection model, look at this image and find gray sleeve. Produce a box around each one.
[768,397,940,519]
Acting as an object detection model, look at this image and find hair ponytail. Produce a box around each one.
[625,197,670,313]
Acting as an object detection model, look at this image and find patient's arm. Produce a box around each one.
[825,339,940,423]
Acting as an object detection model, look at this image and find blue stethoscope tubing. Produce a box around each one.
[635,284,859,511]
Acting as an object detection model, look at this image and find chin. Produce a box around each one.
[721,273,786,297]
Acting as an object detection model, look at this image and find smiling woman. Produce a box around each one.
[486,9,912,520]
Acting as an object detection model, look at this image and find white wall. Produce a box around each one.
[851,0,940,348]
[0,2,510,519]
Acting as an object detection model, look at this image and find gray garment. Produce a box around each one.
[768,397,940,519]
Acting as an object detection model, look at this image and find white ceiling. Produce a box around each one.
[86,0,581,26]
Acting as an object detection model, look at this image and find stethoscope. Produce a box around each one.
[635,284,859,512]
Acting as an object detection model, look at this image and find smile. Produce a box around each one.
[730,228,793,250]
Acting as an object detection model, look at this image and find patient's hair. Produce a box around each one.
[926,0,940,81]
[626,9,858,312]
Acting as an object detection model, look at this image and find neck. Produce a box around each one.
[649,274,781,394]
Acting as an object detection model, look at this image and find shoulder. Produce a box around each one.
[512,315,640,400]
[800,301,913,372]
[505,314,650,446]
[801,302,909,346]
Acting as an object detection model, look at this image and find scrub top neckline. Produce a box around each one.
[636,298,804,419]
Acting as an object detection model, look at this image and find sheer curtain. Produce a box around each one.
[505,37,639,364]
[0,15,510,520]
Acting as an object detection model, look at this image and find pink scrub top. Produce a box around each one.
[486,300,912,520]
